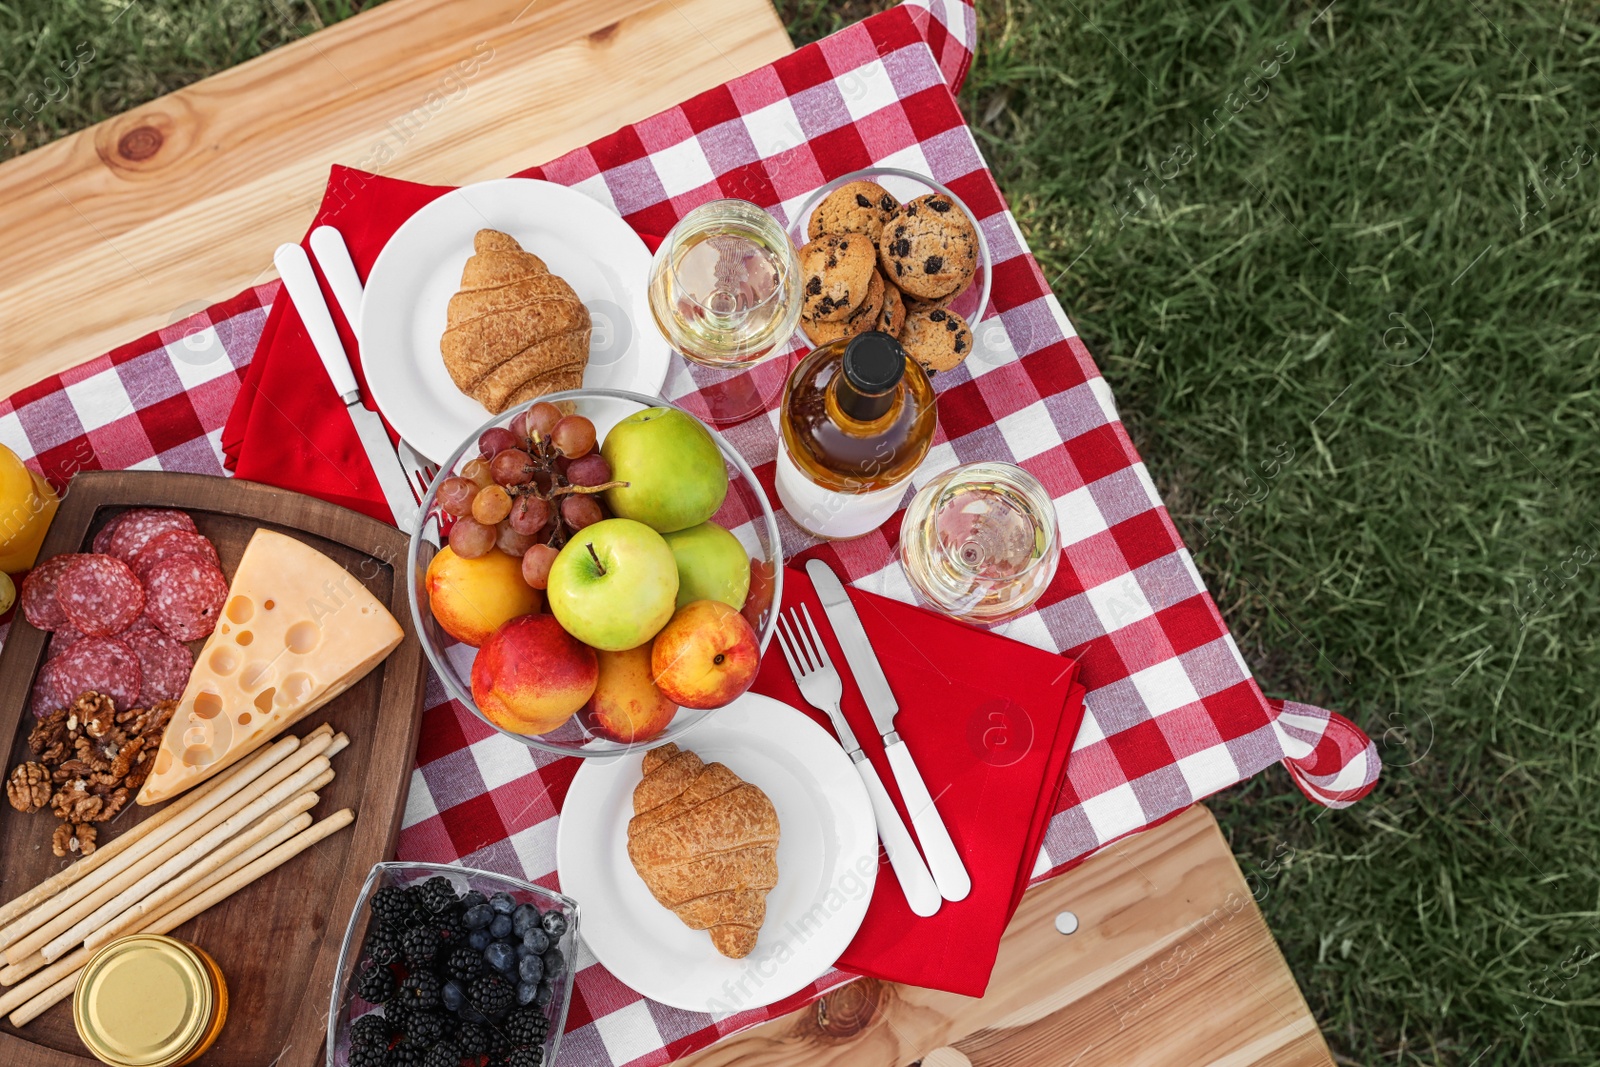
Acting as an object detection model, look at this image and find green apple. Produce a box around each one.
[601,407,728,533]
[546,518,679,651]
[663,521,751,610]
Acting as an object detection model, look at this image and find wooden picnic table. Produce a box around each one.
[0,0,1336,1062]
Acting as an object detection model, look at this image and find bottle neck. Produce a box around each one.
[832,370,895,424]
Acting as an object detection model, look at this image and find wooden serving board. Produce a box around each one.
[0,471,428,1067]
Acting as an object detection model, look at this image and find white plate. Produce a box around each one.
[362,178,671,462]
[557,694,878,1014]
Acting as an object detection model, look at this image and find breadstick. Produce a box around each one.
[0,732,306,949]
[0,809,315,1015]
[36,754,332,962]
[83,790,323,953]
[7,809,354,1027]
[6,734,332,965]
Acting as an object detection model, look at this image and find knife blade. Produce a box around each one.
[805,558,972,902]
[274,242,418,531]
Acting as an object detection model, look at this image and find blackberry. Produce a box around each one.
[507,1048,544,1067]
[445,945,485,983]
[386,1035,426,1066]
[402,924,441,967]
[432,910,467,949]
[371,886,414,927]
[365,927,404,967]
[356,962,397,1004]
[402,1008,447,1047]
[348,1042,387,1067]
[456,1021,491,1058]
[420,1042,462,1067]
[350,1011,393,1047]
[416,875,459,917]
[504,1006,549,1047]
[396,971,442,1012]
[469,972,515,1017]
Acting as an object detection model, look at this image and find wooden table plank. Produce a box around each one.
[679,806,1334,1067]
[0,0,793,397]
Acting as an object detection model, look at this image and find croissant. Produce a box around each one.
[627,744,780,959]
[440,229,591,412]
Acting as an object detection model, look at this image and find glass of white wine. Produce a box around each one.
[899,461,1061,623]
[647,199,802,424]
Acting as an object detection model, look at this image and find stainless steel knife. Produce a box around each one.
[806,558,972,902]
[273,242,418,532]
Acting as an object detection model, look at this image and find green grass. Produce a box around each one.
[6,0,1600,1062]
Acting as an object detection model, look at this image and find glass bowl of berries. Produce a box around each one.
[328,862,580,1067]
[407,387,783,757]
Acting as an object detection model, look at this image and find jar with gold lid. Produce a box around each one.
[73,934,228,1067]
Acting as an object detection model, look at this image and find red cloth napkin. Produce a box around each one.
[753,563,1084,998]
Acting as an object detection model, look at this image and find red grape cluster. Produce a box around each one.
[436,402,624,590]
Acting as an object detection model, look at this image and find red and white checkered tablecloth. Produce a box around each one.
[0,1,1379,1063]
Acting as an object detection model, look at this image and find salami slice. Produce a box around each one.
[132,530,221,583]
[105,509,197,564]
[30,657,72,717]
[91,514,125,555]
[46,626,85,661]
[57,554,146,637]
[51,636,142,712]
[19,555,83,632]
[145,557,228,642]
[124,627,194,705]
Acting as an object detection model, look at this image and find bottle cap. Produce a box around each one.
[842,332,905,395]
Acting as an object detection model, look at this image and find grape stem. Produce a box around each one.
[548,480,629,497]
[586,542,604,576]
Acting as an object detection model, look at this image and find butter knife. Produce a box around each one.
[273,242,418,531]
[806,558,972,902]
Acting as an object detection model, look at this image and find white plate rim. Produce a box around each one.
[556,693,878,1013]
[361,177,670,461]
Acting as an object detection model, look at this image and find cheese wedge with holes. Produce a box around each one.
[136,529,404,805]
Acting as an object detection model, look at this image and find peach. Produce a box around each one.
[740,557,776,633]
[426,545,541,647]
[472,614,597,735]
[581,645,679,744]
[650,599,760,710]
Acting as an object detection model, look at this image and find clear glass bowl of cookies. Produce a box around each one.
[789,168,991,360]
[407,388,783,759]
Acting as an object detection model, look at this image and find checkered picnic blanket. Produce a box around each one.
[0,1,1379,1062]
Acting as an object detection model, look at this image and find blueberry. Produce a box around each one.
[441,979,465,1013]
[460,890,488,910]
[521,928,549,955]
[490,892,517,915]
[512,903,542,938]
[467,929,491,952]
[518,953,544,984]
[540,911,567,939]
[517,980,539,1006]
[463,904,494,930]
[542,948,565,980]
[485,941,517,974]
[515,942,534,960]
[489,914,513,940]
[534,981,554,1008]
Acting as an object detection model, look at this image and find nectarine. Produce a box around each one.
[650,599,760,710]
[426,545,541,647]
[472,614,597,735]
[582,645,679,744]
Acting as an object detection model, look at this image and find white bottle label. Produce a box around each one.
[775,448,909,539]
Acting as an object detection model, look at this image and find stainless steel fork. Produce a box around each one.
[776,605,941,917]
[396,438,440,506]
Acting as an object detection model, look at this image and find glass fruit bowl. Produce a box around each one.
[327,861,579,1067]
[407,387,783,758]
[789,167,991,347]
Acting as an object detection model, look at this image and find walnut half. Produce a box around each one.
[7,762,51,813]
[52,822,97,857]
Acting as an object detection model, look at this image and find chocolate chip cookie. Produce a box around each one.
[803,269,886,345]
[807,181,900,243]
[877,194,978,301]
[878,282,906,337]
[800,234,877,322]
[900,304,972,373]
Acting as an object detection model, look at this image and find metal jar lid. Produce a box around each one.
[74,934,215,1067]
